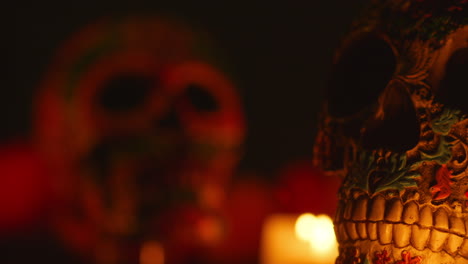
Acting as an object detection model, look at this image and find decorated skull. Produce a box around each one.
[313,1,467,263]
[34,16,244,263]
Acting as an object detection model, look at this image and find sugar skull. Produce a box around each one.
[34,16,244,263]
[313,1,467,263]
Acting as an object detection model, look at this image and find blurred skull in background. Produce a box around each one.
[35,16,244,263]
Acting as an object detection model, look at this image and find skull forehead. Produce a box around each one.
[334,4,468,87]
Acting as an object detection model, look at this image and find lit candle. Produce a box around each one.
[260,213,338,264]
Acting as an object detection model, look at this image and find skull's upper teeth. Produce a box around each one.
[335,194,468,258]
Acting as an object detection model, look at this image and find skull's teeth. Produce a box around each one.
[367,222,378,240]
[434,208,449,231]
[464,217,468,235]
[352,197,368,221]
[446,234,464,255]
[357,222,368,240]
[419,205,433,227]
[450,216,466,236]
[377,222,393,244]
[385,198,403,222]
[429,230,449,252]
[411,225,430,250]
[402,201,419,224]
[345,222,359,241]
[393,223,411,247]
[344,200,353,220]
[368,195,386,221]
[335,195,468,257]
[459,240,468,258]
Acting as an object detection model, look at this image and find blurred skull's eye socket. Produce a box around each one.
[185,84,219,112]
[436,47,468,114]
[327,34,397,117]
[98,74,156,112]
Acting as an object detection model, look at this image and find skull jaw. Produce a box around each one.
[334,190,468,264]
[332,113,468,263]
[336,240,468,264]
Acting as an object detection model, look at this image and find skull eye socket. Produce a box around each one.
[97,74,156,112]
[327,34,396,117]
[184,84,219,112]
[361,81,419,152]
[435,47,468,114]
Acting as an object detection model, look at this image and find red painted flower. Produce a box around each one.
[395,251,422,264]
[375,249,392,264]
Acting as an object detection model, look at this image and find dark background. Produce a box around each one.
[6,0,367,176]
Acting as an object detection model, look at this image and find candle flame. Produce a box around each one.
[295,213,337,256]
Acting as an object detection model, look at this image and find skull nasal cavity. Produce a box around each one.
[97,74,155,112]
[327,35,396,117]
[157,109,181,129]
[361,82,419,152]
[185,84,219,112]
[435,47,468,114]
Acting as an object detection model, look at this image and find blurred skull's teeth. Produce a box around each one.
[337,223,349,242]
[411,225,431,250]
[343,199,353,220]
[385,198,403,222]
[402,201,419,224]
[393,223,411,247]
[352,196,368,221]
[367,222,378,240]
[429,230,449,252]
[368,195,386,221]
[357,222,368,240]
[334,202,344,223]
[378,222,393,244]
[345,222,359,241]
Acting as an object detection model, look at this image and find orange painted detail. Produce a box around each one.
[395,251,423,264]
[430,164,453,200]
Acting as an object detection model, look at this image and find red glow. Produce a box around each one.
[0,141,52,234]
[275,160,342,216]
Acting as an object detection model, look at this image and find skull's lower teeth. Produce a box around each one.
[335,194,468,260]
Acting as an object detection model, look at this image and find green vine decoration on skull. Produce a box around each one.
[343,107,462,195]
[344,149,420,194]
